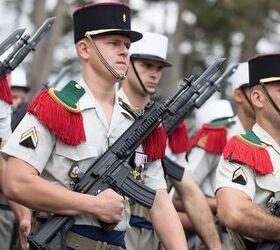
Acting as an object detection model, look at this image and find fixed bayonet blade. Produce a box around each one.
[0,28,25,56]
[193,58,226,90]
[29,17,56,48]
[214,63,238,88]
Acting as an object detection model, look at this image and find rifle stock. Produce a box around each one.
[28,58,225,250]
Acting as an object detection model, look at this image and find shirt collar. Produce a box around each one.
[77,79,97,111]
[252,123,280,153]
[78,79,133,120]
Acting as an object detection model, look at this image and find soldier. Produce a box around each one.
[226,62,255,137]
[120,31,221,250]
[10,68,30,110]
[179,98,235,249]
[2,2,187,250]
[215,53,280,248]
[0,73,16,250]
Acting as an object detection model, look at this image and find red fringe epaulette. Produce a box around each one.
[223,134,273,175]
[190,124,227,154]
[168,122,190,154]
[0,74,13,104]
[143,125,167,161]
[27,89,86,145]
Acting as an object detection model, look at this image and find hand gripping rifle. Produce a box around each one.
[0,28,26,57]
[11,65,71,131]
[28,58,225,250]
[162,64,238,181]
[0,17,55,80]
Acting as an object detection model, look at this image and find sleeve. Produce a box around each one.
[165,144,189,169]
[1,113,56,173]
[0,100,11,141]
[215,157,256,200]
[188,147,220,185]
[142,159,167,190]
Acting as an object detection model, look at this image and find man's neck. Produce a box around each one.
[83,67,116,105]
[122,83,150,109]
[236,106,255,131]
[257,116,280,146]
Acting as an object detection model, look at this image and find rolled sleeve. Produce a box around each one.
[188,147,220,185]
[1,113,55,173]
[142,159,167,190]
[215,157,256,200]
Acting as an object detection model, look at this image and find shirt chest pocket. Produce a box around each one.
[256,174,280,193]
[55,141,99,167]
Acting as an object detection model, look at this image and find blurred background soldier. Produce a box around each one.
[120,31,221,250]
[10,68,30,110]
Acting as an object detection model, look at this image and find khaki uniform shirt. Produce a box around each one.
[2,79,166,231]
[215,123,280,212]
[189,116,245,197]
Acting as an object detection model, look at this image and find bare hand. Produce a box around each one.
[94,188,125,223]
[19,218,31,250]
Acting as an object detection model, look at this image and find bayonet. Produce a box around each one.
[9,17,56,70]
[0,28,25,57]
[27,17,56,50]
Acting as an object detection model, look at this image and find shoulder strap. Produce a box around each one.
[27,81,86,145]
[0,74,12,104]
[190,124,227,154]
[223,130,273,175]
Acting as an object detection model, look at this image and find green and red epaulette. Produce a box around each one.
[0,74,13,104]
[27,80,86,146]
[190,123,227,154]
[143,125,167,161]
[168,122,190,154]
[223,130,273,175]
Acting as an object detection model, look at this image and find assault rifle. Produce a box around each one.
[0,28,25,57]
[11,65,71,131]
[0,17,55,80]
[28,58,226,250]
[256,201,280,250]
[162,64,238,181]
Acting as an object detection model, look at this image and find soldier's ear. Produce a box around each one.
[250,86,264,109]
[76,39,91,60]
[233,89,243,104]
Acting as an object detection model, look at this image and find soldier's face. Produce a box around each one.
[253,82,280,126]
[11,88,28,109]
[131,59,163,95]
[91,34,131,78]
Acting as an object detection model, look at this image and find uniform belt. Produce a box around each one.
[130,215,153,230]
[66,231,124,250]
[0,204,11,211]
[69,225,125,249]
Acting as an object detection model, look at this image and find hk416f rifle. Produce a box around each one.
[28,58,225,250]
[162,64,238,181]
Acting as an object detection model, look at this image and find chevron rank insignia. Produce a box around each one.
[232,167,247,185]
[19,127,38,149]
